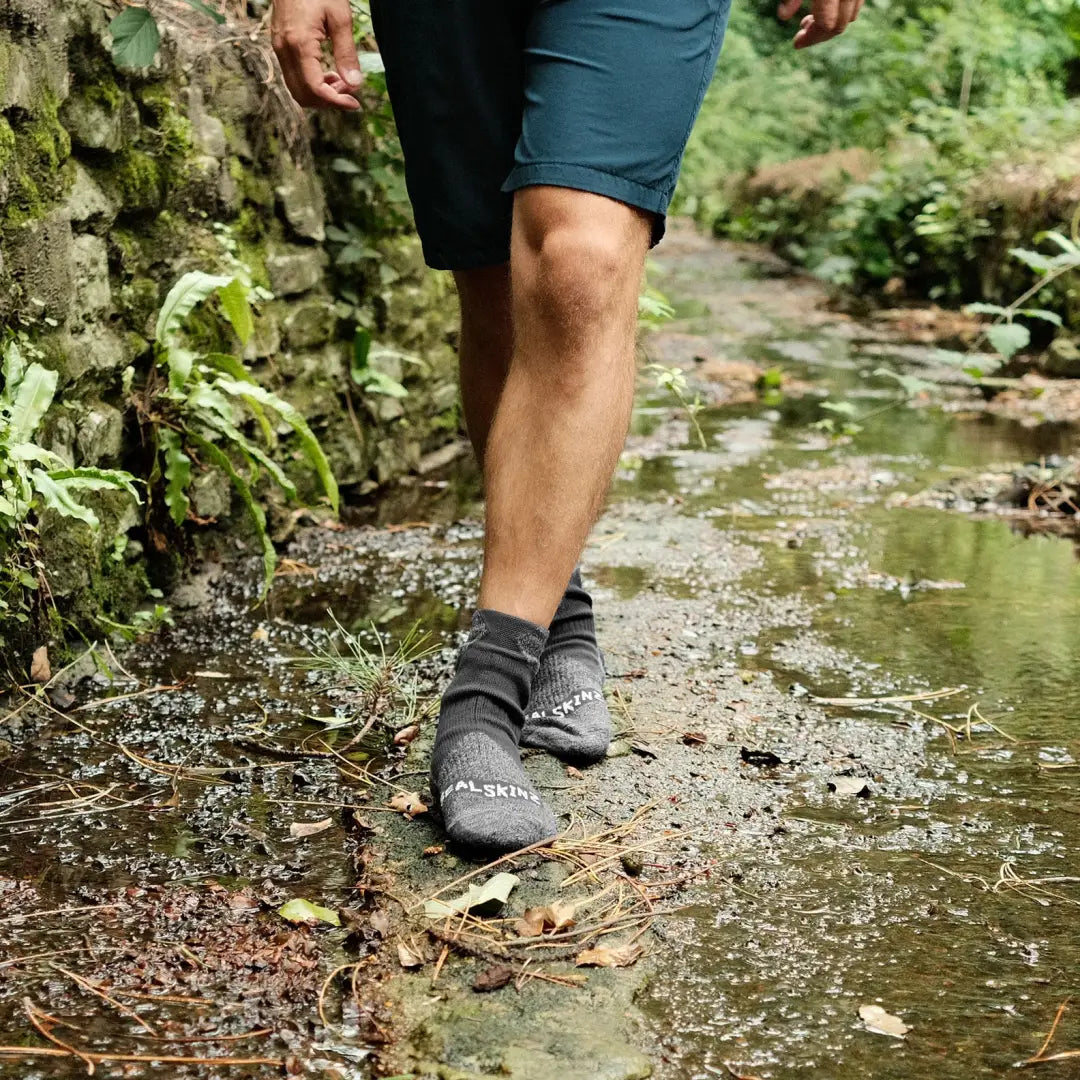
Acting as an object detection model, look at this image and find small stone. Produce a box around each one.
[63,165,117,229]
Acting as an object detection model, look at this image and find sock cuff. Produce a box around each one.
[470,608,548,662]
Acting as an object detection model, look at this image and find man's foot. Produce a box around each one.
[521,569,612,764]
[430,609,559,854]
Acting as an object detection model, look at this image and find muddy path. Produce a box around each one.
[2,224,1079,1079]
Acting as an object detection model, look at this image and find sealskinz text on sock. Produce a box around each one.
[430,608,559,854]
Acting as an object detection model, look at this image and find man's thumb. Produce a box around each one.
[328,4,362,87]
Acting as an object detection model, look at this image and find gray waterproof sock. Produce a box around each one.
[521,569,612,764]
[430,609,559,854]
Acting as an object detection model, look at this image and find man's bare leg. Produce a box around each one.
[430,188,649,852]
[478,186,651,627]
[454,264,513,466]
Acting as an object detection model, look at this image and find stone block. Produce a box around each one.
[282,300,338,350]
[275,157,326,241]
[70,233,111,327]
[75,401,124,465]
[4,211,74,324]
[266,247,325,297]
[62,163,118,229]
[61,88,129,151]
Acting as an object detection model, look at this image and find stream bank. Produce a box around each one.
[2,224,1079,1079]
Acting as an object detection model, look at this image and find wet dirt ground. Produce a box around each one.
[2,224,1079,1078]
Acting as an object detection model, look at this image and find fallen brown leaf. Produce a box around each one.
[472,964,514,993]
[575,943,644,969]
[368,909,390,936]
[681,731,708,745]
[397,942,424,969]
[387,791,428,819]
[566,766,584,779]
[289,818,332,839]
[514,902,577,938]
[251,626,270,642]
[393,724,420,746]
[30,646,50,684]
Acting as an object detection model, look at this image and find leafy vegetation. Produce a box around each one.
[679,0,1080,317]
[138,271,340,596]
[0,340,140,636]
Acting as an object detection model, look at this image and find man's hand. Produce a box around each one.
[778,0,864,48]
[271,0,362,110]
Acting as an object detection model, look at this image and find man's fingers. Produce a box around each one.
[812,0,840,32]
[298,50,360,110]
[793,14,842,48]
[327,2,363,88]
[777,0,803,20]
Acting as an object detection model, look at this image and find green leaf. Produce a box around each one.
[1,340,26,395]
[278,898,341,926]
[423,872,520,920]
[873,367,933,398]
[196,404,298,502]
[351,328,373,382]
[357,369,408,398]
[1016,308,1063,327]
[820,400,859,417]
[31,470,99,529]
[48,467,141,503]
[964,302,1010,318]
[188,434,276,598]
[109,6,161,70]
[182,0,226,24]
[8,362,57,442]
[217,278,254,347]
[986,323,1030,361]
[213,379,339,513]
[155,271,233,388]
[160,429,192,527]
[1009,247,1056,274]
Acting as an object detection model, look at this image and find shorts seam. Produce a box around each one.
[677,4,728,171]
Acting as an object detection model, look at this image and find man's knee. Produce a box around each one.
[512,187,650,326]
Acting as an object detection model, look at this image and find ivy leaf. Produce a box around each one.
[217,278,254,347]
[986,323,1030,361]
[109,6,162,70]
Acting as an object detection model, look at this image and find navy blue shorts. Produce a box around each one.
[369,0,732,270]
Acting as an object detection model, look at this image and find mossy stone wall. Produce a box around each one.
[0,1,462,653]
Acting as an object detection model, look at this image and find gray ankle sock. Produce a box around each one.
[521,569,612,764]
[430,609,559,854]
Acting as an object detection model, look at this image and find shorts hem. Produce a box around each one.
[501,162,671,218]
[422,246,511,271]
